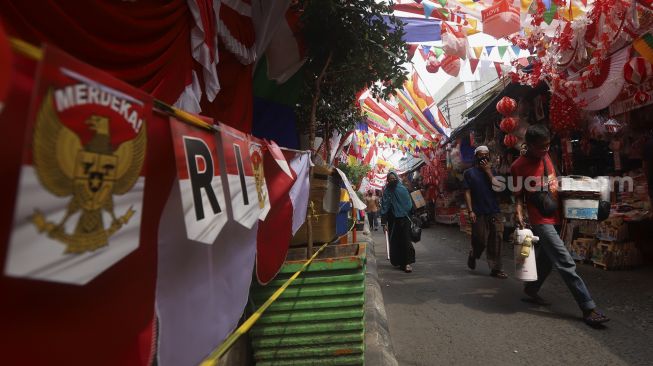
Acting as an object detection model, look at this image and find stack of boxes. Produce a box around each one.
[592,216,642,269]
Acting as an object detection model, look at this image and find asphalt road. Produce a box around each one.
[370,223,653,366]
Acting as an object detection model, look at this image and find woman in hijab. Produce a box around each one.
[381,171,415,273]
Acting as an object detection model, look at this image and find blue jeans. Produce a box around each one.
[367,212,378,230]
[526,224,596,311]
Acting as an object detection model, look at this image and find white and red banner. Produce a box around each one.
[170,117,228,244]
[220,122,260,228]
[0,45,159,366]
[5,45,152,285]
[249,136,271,220]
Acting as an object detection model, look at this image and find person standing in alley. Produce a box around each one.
[381,171,415,273]
[463,146,507,279]
[511,124,609,327]
[365,190,380,231]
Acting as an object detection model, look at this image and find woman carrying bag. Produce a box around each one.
[381,172,416,273]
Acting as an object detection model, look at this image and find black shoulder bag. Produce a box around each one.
[528,156,558,217]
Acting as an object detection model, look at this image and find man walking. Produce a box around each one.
[365,190,380,231]
[511,124,609,327]
[463,146,507,279]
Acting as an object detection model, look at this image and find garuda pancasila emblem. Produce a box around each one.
[31,90,147,254]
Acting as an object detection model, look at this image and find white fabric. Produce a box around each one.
[173,71,203,113]
[156,183,256,366]
[187,0,220,101]
[252,0,293,60]
[264,8,306,83]
[335,168,368,210]
[288,152,311,235]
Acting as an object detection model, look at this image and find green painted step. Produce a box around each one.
[251,331,363,348]
[251,283,364,302]
[255,354,364,366]
[279,258,363,274]
[264,294,364,312]
[265,273,364,287]
[256,307,364,325]
[254,343,364,360]
[250,319,363,337]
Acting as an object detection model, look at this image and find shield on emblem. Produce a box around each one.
[74,151,117,210]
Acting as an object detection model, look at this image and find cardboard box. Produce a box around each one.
[570,238,596,262]
[563,199,599,220]
[411,190,426,209]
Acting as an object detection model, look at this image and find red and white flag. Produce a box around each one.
[219,122,260,228]
[170,117,228,244]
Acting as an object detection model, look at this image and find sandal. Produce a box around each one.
[490,270,508,279]
[404,265,413,273]
[583,309,610,327]
[467,251,476,270]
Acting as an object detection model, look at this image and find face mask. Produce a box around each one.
[388,180,398,188]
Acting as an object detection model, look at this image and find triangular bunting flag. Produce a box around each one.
[469,58,480,74]
[420,45,431,59]
[473,46,483,59]
[423,0,437,18]
[437,0,447,6]
[498,46,508,59]
[511,45,522,57]
[543,3,558,25]
[494,62,503,77]
[485,46,495,56]
[432,47,444,58]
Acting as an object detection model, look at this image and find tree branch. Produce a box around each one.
[309,50,334,155]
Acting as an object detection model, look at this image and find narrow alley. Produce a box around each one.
[371,224,653,366]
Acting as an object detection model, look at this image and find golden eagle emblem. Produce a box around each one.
[31,90,147,254]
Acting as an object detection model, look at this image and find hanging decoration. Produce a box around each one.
[549,93,580,135]
[503,134,518,148]
[481,0,520,39]
[496,96,517,116]
[426,54,442,73]
[441,22,468,60]
[624,56,653,85]
[499,117,518,133]
[441,55,462,77]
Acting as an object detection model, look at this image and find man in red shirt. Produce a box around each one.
[511,124,609,327]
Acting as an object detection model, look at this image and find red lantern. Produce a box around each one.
[503,134,518,148]
[496,96,517,116]
[499,117,517,133]
[426,55,441,73]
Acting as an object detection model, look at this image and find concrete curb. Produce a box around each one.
[361,233,399,366]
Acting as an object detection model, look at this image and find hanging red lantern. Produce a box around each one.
[496,96,517,116]
[426,55,441,73]
[503,134,518,148]
[499,117,518,133]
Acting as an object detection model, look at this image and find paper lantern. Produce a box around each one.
[426,55,441,73]
[441,22,467,60]
[503,134,518,148]
[481,0,520,39]
[441,55,461,77]
[624,57,653,85]
[499,117,517,133]
[496,96,517,116]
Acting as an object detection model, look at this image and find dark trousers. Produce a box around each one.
[367,212,377,230]
[471,213,503,271]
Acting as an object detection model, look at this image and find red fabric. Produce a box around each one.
[0,52,177,366]
[196,0,217,63]
[0,0,194,106]
[199,43,253,132]
[255,148,295,284]
[510,155,561,225]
